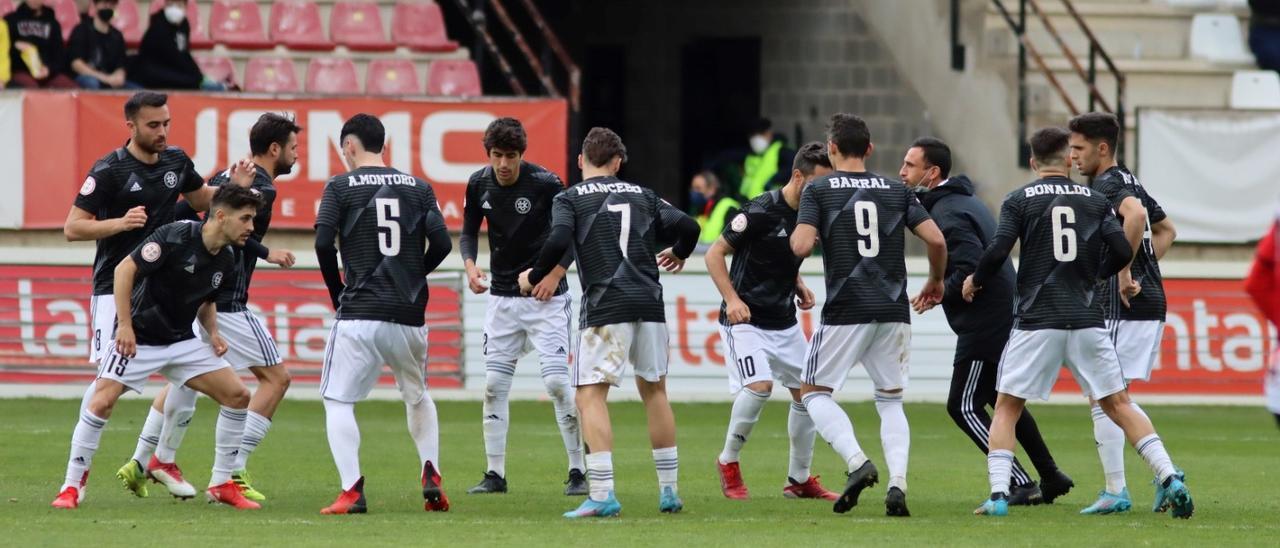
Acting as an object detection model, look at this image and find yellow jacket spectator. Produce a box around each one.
[740,117,795,200]
[690,170,740,246]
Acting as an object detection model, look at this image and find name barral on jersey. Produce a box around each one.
[575,181,644,195]
[1024,183,1092,198]
[347,173,418,187]
[829,176,891,189]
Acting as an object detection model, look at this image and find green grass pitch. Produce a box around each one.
[2,397,1278,546]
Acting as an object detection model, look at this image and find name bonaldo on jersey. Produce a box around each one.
[1023,184,1092,198]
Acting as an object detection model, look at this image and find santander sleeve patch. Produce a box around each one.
[730,213,748,233]
[80,176,96,196]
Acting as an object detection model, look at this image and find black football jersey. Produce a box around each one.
[551,176,691,328]
[204,165,277,313]
[461,162,568,297]
[995,177,1127,330]
[74,145,205,296]
[1090,166,1167,322]
[719,190,803,330]
[315,166,449,327]
[796,171,932,325]
[127,221,236,346]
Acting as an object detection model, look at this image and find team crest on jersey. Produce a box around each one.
[515,197,532,214]
[79,176,96,196]
[163,171,178,189]
[212,272,223,289]
[250,188,262,197]
[730,213,748,232]
[140,242,161,262]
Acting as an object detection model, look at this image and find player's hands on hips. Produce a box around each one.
[725,297,751,324]
[656,248,685,273]
[1118,268,1141,308]
[114,326,137,359]
[517,269,534,296]
[795,283,816,311]
[209,333,228,357]
[267,249,296,268]
[117,206,147,232]
[466,265,490,294]
[961,274,980,303]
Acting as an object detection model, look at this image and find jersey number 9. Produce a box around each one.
[854,201,880,258]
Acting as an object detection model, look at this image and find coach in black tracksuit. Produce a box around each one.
[900,138,1073,505]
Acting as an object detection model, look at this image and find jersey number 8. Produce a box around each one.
[376,198,401,257]
[1051,206,1077,262]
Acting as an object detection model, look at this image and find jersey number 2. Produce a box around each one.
[376,198,401,257]
[853,201,880,258]
[607,203,631,258]
[1051,206,1078,262]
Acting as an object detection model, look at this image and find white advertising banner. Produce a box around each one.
[1137,108,1280,243]
[0,93,22,229]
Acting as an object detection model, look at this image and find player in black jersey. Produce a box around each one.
[789,114,948,517]
[965,127,1193,519]
[519,127,700,518]
[705,141,839,502]
[315,114,454,515]
[901,137,1074,506]
[1068,112,1180,515]
[458,118,585,496]
[116,114,301,503]
[53,185,266,511]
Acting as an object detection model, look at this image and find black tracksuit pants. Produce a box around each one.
[947,357,1060,486]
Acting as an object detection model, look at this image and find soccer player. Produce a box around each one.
[706,141,838,501]
[63,91,242,498]
[518,127,700,518]
[965,127,1193,519]
[458,117,585,495]
[116,113,301,502]
[1068,112,1180,514]
[1244,207,1279,427]
[52,185,266,510]
[900,137,1074,505]
[316,114,454,515]
[789,114,947,516]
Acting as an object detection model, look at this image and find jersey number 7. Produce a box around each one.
[607,203,631,259]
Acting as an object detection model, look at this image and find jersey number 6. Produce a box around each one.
[376,198,401,257]
[1051,206,1078,262]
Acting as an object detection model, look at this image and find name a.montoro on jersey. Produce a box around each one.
[1023,183,1092,198]
[828,176,891,189]
[346,173,418,187]
[574,181,644,195]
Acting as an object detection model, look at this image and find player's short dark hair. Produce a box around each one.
[249,113,303,156]
[581,127,627,168]
[1029,126,1071,166]
[911,137,952,180]
[1067,112,1120,153]
[750,117,772,135]
[792,141,832,177]
[483,117,527,154]
[124,91,168,120]
[211,184,264,212]
[340,113,385,154]
[827,113,872,158]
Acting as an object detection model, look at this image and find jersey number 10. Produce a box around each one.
[376,198,401,257]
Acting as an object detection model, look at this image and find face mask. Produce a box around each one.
[688,191,708,214]
[164,5,185,25]
[749,135,770,155]
[98,8,114,22]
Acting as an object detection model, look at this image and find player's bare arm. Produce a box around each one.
[705,237,749,324]
[530,265,567,301]
[795,275,816,310]
[112,256,139,358]
[911,218,948,308]
[789,223,818,258]
[1151,218,1177,261]
[64,205,146,242]
[197,301,228,357]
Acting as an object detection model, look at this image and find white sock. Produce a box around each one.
[130,406,163,465]
[1092,404,1127,493]
[234,411,272,471]
[324,398,362,491]
[406,393,440,470]
[586,451,614,502]
[155,384,198,463]
[988,449,1015,496]
[482,362,514,477]
[542,362,584,472]
[719,388,769,464]
[63,410,107,491]
[787,400,816,481]
[653,446,678,494]
[210,406,247,486]
[1135,434,1177,484]
[801,392,867,472]
[875,390,910,492]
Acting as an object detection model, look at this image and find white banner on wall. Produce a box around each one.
[0,93,23,229]
[1137,108,1280,243]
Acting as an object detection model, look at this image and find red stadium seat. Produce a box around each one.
[270,0,333,51]
[306,57,360,95]
[244,57,300,93]
[366,59,421,96]
[392,1,458,53]
[194,54,236,87]
[151,0,213,49]
[0,0,14,16]
[209,0,270,49]
[330,1,393,52]
[112,0,145,48]
[50,0,80,41]
[427,59,481,97]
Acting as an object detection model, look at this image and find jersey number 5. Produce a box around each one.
[607,203,631,259]
[853,201,880,258]
[376,198,401,257]
[1051,206,1078,262]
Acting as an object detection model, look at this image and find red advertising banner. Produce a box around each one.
[22,92,567,230]
[0,266,465,387]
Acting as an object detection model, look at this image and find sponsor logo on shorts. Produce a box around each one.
[515,197,532,214]
[79,176,96,196]
[140,242,161,262]
[163,171,178,188]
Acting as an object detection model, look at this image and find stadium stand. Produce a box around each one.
[427,58,481,97]
[50,0,79,41]
[112,0,145,47]
[1189,12,1254,63]
[244,55,300,93]
[1230,69,1280,109]
[393,0,458,52]
[330,0,394,51]
[306,56,360,94]
[366,58,422,95]
[149,0,212,48]
[194,52,236,87]
[270,0,334,51]
[209,0,271,49]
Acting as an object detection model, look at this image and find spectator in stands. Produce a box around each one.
[689,170,740,249]
[739,117,795,200]
[68,0,135,89]
[128,0,226,90]
[1250,0,1280,72]
[5,0,77,89]
[0,16,9,87]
